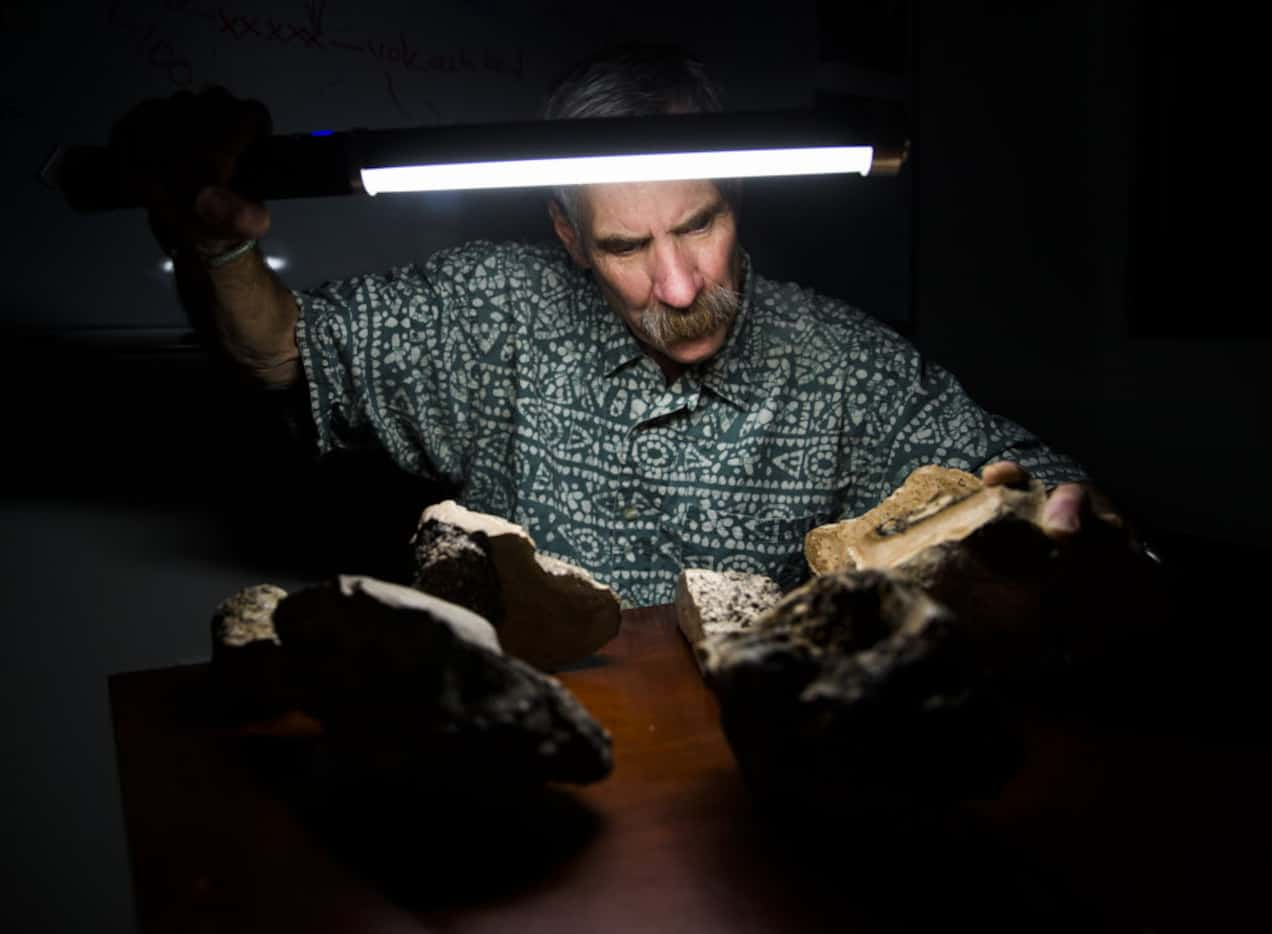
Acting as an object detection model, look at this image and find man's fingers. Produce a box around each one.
[203,93,273,186]
[981,461,1029,487]
[111,87,274,249]
[983,464,1125,541]
[1042,483,1086,537]
[193,185,271,241]
[1087,486,1124,529]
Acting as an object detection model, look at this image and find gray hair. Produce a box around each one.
[542,43,734,235]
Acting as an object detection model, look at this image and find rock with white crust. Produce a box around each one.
[412,500,621,671]
[210,583,294,717]
[409,516,504,627]
[673,568,782,670]
[271,575,613,786]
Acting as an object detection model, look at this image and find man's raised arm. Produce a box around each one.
[111,88,299,387]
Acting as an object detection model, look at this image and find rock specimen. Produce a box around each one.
[210,584,295,718]
[699,570,1016,817]
[805,467,1055,667]
[674,568,783,670]
[270,575,612,787]
[804,465,1002,575]
[804,465,1162,680]
[701,464,1165,816]
[409,516,504,627]
[410,500,621,671]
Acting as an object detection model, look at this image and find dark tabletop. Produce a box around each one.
[110,604,1271,933]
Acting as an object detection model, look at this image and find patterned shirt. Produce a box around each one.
[294,240,1084,607]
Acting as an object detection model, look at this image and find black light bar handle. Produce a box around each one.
[43,132,360,214]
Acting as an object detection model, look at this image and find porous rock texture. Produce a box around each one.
[411,500,621,671]
[210,583,295,718]
[674,568,783,670]
[409,517,504,628]
[700,570,1015,815]
[212,575,612,788]
[703,465,1164,814]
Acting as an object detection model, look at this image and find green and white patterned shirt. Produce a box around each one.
[294,239,1083,607]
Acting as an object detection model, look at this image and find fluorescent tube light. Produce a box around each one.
[360,145,875,194]
[51,110,906,212]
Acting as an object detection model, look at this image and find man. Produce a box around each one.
[116,44,1105,607]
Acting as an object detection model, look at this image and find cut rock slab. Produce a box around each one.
[674,568,783,670]
[212,575,612,787]
[411,501,621,671]
[804,465,1006,575]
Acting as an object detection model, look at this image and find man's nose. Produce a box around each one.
[650,241,701,308]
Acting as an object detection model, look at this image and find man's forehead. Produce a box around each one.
[582,179,725,237]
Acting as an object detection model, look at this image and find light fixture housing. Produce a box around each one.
[48,109,909,213]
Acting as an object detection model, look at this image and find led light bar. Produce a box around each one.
[49,109,907,212]
[360,145,875,194]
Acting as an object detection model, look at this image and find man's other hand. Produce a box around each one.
[109,87,272,257]
[981,461,1123,541]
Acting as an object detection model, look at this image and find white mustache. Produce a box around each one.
[637,281,741,351]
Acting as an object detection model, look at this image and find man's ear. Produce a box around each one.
[548,199,590,269]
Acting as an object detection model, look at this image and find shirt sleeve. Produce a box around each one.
[292,241,506,485]
[858,327,1087,510]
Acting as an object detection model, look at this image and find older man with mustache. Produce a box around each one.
[119,44,1099,607]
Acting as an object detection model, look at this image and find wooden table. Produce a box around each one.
[110,606,1271,932]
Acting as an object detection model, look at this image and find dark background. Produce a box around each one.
[2,2,1267,931]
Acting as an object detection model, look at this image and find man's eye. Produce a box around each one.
[608,242,640,255]
[689,216,713,232]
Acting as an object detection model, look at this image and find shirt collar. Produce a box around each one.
[595,294,646,378]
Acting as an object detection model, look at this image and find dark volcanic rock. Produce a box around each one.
[409,500,621,671]
[893,504,1166,688]
[271,575,612,787]
[712,466,1170,821]
[700,570,1017,817]
[409,518,505,627]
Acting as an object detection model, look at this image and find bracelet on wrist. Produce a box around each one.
[202,238,258,269]
[164,238,259,269]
